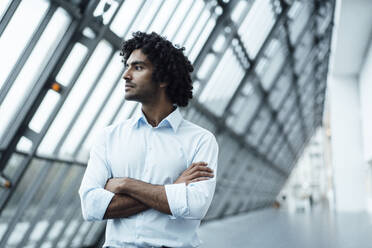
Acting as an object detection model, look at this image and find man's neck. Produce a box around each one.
[141,101,174,127]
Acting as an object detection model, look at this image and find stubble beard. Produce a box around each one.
[125,83,159,105]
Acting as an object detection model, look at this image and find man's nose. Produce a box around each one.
[123,69,132,81]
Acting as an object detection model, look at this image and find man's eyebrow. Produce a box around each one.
[125,60,147,67]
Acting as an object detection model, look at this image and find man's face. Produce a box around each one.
[123,49,158,103]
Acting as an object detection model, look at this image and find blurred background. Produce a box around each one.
[0,0,371,247]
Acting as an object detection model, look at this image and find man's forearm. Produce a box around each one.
[103,194,149,219]
[119,178,172,215]
[103,163,214,218]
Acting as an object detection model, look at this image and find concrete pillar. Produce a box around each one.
[360,42,372,211]
[360,41,372,166]
[328,74,367,212]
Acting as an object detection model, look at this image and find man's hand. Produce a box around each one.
[174,162,214,185]
[105,178,124,194]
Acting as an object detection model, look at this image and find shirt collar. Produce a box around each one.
[131,106,183,133]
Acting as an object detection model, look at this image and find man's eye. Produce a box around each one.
[135,66,143,70]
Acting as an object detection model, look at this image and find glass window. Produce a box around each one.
[268,68,292,111]
[76,83,133,162]
[29,90,60,133]
[162,0,194,41]
[110,0,145,37]
[147,0,180,34]
[238,0,276,58]
[173,0,205,46]
[294,29,313,70]
[231,0,249,23]
[196,53,216,80]
[184,5,211,54]
[260,122,279,154]
[256,38,288,90]
[245,106,271,146]
[0,0,49,90]
[188,18,216,63]
[212,34,227,53]
[38,41,112,156]
[136,0,165,33]
[56,43,89,87]
[317,2,333,34]
[60,53,123,157]
[0,7,70,142]
[277,90,296,125]
[268,134,284,161]
[288,1,312,44]
[199,48,245,116]
[16,136,33,153]
[226,80,261,134]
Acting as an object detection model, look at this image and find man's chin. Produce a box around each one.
[124,94,139,102]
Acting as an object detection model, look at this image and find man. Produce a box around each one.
[79,31,219,248]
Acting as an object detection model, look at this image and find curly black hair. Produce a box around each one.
[120,31,194,107]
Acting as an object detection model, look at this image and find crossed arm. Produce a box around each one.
[103,162,214,219]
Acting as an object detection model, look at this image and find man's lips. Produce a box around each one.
[125,83,135,88]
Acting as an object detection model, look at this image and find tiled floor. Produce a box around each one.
[198,208,372,248]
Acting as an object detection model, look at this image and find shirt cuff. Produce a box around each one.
[85,188,115,221]
[165,183,188,218]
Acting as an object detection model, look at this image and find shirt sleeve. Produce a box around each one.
[78,129,115,221]
[165,132,219,220]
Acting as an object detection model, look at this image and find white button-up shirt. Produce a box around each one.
[79,108,219,248]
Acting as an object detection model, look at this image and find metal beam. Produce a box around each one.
[0,0,21,37]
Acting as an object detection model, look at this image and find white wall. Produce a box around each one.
[326,0,372,212]
[328,74,367,212]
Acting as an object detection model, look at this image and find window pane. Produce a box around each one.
[38,41,112,156]
[29,90,60,133]
[110,0,145,37]
[174,0,205,46]
[199,48,245,116]
[184,5,211,48]
[60,53,123,157]
[226,80,261,134]
[147,0,180,34]
[0,0,49,90]
[123,0,159,38]
[56,43,88,87]
[256,38,287,90]
[162,0,194,41]
[186,8,215,63]
[16,137,33,153]
[0,7,70,141]
[77,82,127,162]
[238,0,276,58]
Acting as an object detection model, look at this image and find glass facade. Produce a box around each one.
[0,0,335,247]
